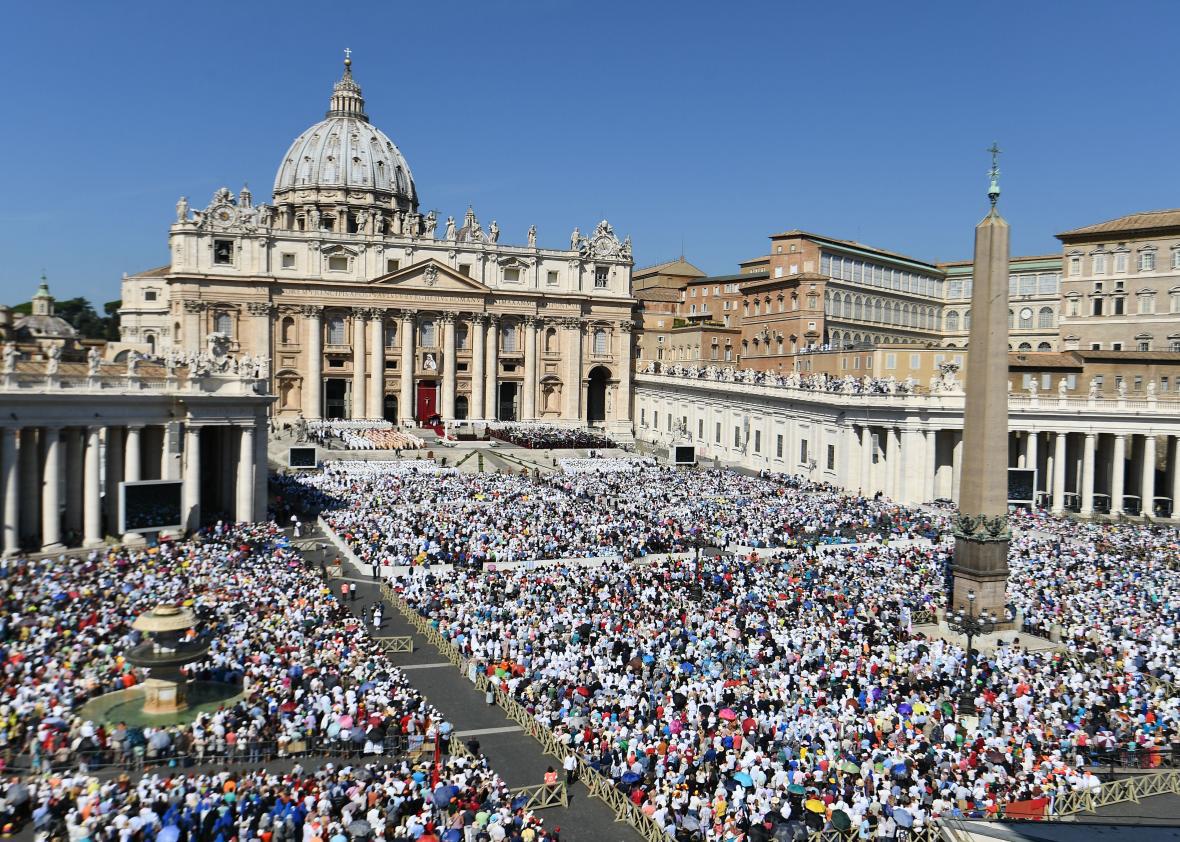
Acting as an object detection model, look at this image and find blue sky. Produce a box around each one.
[1,0,1177,303]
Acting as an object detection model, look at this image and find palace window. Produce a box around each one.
[827,444,836,471]
[213,240,234,265]
[594,267,609,288]
[328,254,349,272]
[386,258,400,273]
[1139,251,1156,272]
[280,317,296,345]
[501,326,517,352]
[144,290,158,302]
[327,315,346,345]
[1114,252,1128,274]
[212,311,232,334]
[1138,292,1156,314]
[456,323,470,349]
[1069,255,1081,276]
[503,267,521,283]
[547,271,559,286]
[385,321,397,348]
[281,253,296,269]
[1093,253,1107,275]
[592,328,608,355]
[1038,306,1055,328]
[419,319,436,347]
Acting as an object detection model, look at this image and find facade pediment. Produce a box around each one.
[367,260,492,293]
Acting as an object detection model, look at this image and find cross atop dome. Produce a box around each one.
[327,50,366,121]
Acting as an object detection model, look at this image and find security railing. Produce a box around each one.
[373,635,414,653]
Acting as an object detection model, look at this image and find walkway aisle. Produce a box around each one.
[307,526,641,842]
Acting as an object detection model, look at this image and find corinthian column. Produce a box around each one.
[399,312,415,426]
[441,314,456,420]
[368,311,385,422]
[236,424,255,523]
[1,428,18,556]
[616,320,633,422]
[563,319,583,421]
[470,315,487,420]
[302,306,323,420]
[183,424,201,531]
[485,316,499,421]
[247,302,274,383]
[352,309,368,420]
[522,317,538,420]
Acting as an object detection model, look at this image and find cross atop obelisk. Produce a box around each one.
[951,145,1011,617]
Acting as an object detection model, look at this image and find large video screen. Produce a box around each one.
[1007,468,1037,504]
[120,480,184,534]
[673,445,696,465]
[289,447,318,469]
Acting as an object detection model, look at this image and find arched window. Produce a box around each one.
[456,323,469,350]
[593,328,608,355]
[1019,308,1033,329]
[964,310,971,329]
[1037,342,1052,351]
[946,311,960,331]
[501,323,517,352]
[544,327,557,353]
[173,322,181,342]
[280,316,296,345]
[213,311,232,334]
[1008,309,1015,329]
[419,319,436,347]
[1038,306,1054,328]
[854,297,863,320]
[145,334,156,354]
[327,315,346,345]
[384,320,397,348]
[1017,342,1032,351]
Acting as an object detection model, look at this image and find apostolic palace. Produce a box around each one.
[118,56,636,438]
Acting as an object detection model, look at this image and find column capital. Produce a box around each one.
[367,307,391,322]
[246,302,275,317]
[486,313,501,327]
[298,304,324,318]
[523,315,541,329]
[617,319,635,333]
[560,317,583,331]
[182,300,208,314]
[470,312,489,326]
[439,312,457,325]
[399,310,417,325]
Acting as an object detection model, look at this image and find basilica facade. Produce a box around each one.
[119,58,636,435]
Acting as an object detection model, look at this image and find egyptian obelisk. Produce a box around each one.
[952,145,1011,616]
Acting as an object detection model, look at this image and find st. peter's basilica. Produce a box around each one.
[119,55,636,436]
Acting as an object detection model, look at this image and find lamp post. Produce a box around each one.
[946,589,1002,716]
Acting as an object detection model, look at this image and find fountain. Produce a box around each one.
[127,605,209,714]
[80,603,242,725]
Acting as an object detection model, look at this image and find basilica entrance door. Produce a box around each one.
[383,394,398,423]
[416,380,438,423]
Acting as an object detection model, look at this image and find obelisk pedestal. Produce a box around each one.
[951,154,1011,618]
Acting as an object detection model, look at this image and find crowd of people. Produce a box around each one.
[311,423,426,452]
[489,425,617,450]
[300,464,940,570]
[13,756,556,842]
[394,531,1179,839]
[644,362,920,396]
[0,523,548,840]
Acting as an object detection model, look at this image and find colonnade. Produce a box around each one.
[0,420,264,556]
[293,307,622,425]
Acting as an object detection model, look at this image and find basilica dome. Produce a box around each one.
[273,58,417,212]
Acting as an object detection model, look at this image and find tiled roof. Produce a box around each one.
[128,265,172,278]
[1057,209,1180,239]
[633,259,706,278]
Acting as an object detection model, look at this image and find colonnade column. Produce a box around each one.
[18,429,38,543]
[183,425,201,531]
[859,425,872,493]
[485,317,499,421]
[616,322,633,423]
[83,426,102,546]
[923,429,937,504]
[470,315,486,420]
[351,309,367,420]
[951,432,964,502]
[1171,436,1180,520]
[253,411,268,523]
[41,426,62,550]
[235,424,255,524]
[889,427,903,501]
[399,312,415,426]
[441,314,456,420]
[901,428,922,504]
[1110,434,1126,515]
[1080,432,1096,516]
[1051,431,1067,514]
[563,319,582,421]
[1,429,18,556]
[125,425,143,482]
[1027,431,1039,497]
[522,317,538,420]
[1141,434,1156,516]
[368,311,385,422]
[303,306,323,420]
